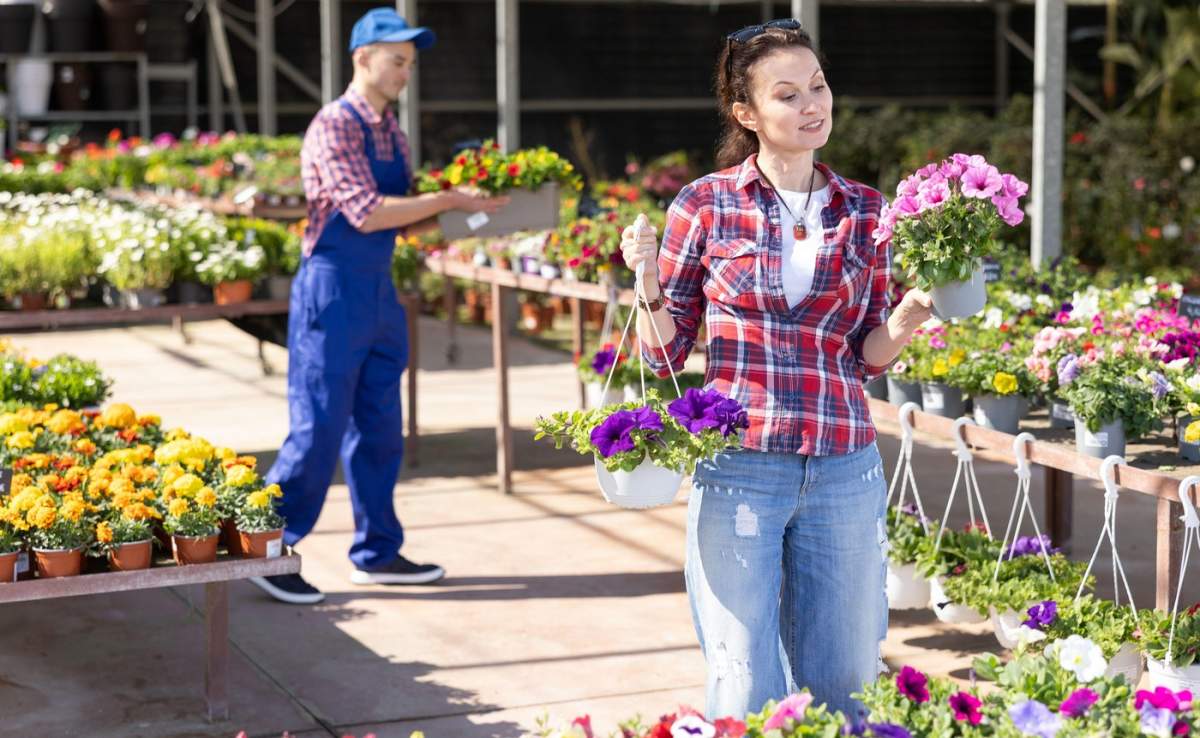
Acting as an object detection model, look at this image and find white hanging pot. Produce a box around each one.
[585,383,626,410]
[989,606,1027,649]
[1105,642,1143,685]
[594,455,684,510]
[1147,657,1200,693]
[886,562,931,610]
[930,267,987,320]
[929,575,986,624]
[11,58,53,116]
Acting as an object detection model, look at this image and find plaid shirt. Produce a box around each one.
[300,88,412,256]
[642,156,893,457]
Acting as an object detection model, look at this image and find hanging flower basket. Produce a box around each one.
[929,575,986,624]
[886,563,930,610]
[1147,657,1200,693]
[593,455,684,509]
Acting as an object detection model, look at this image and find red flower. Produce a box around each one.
[1069,131,1088,145]
[440,180,452,191]
[999,324,1010,333]
[571,716,594,738]
[1148,226,1163,240]
[1082,341,1095,351]
[507,163,521,177]
[107,128,122,143]
[1134,177,1147,191]
[714,717,747,738]
[429,169,442,179]
[648,714,676,738]
[455,155,467,166]
[118,428,139,443]
[1186,602,1200,617]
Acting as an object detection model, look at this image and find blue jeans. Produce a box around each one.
[686,443,888,720]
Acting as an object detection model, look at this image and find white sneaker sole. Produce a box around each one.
[350,567,445,585]
[249,576,326,605]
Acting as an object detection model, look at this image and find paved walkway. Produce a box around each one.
[0,317,1188,737]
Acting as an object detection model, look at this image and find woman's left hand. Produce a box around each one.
[892,288,933,335]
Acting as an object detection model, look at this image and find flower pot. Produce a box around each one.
[930,267,987,320]
[265,275,293,301]
[1074,417,1126,460]
[15,549,33,581]
[929,575,986,624]
[98,63,137,110]
[973,394,1021,434]
[585,383,626,410]
[920,382,966,419]
[865,375,888,401]
[121,287,166,310]
[15,292,48,311]
[1049,400,1075,429]
[0,551,19,583]
[99,0,148,53]
[990,606,1028,649]
[213,280,253,306]
[174,280,212,304]
[518,255,541,274]
[220,518,243,555]
[1179,415,1200,463]
[10,58,53,116]
[438,184,560,240]
[887,376,923,408]
[886,562,931,610]
[44,0,95,52]
[539,263,561,280]
[172,533,219,565]
[33,546,84,578]
[53,61,92,110]
[1147,657,1200,693]
[238,528,284,559]
[1105,642,1143,685]
[0,2,36,54]
[108,539,152,571]
[594,455,684,510]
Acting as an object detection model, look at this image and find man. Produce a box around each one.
[251,8,506,604]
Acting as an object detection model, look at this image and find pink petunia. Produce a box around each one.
[992,195,1025,226]
[918,178,951,212]
[953,153,987,169]
[962,165,1003,199]
[897,175,922,198]
[939,158,965,180]
[1001,173,1029,200]
[763,693,814,730]
[929,336,947,349]
[949,691,983,725]
[917,162,939,179]
[893,195,921,218]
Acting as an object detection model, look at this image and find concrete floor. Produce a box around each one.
[0,316,1191,737]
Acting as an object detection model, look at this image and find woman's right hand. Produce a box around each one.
[620,213,659,277]
[445,186,510,214]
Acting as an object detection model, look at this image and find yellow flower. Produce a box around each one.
[136,414,161,427]
[73,438,98,455]
[993,372,1019,396]
[171,473,205,498]
[29,506,56,530]
[10,487,39,512]
[46,409,83,435]
[165,427,191,442]
[246,490,271,509]
[109,477,135,498]
[60,499,86,523]
[1186,421,1200,445]
[0,413,30,436]
[224,465,257,487]
[96,522,113,544]
[10,473,32,493]
[167,498,190,518]
[160,464,185,488]
[214,446,236,462]
[97,403,137,429]
[122,503,161,521]
[932,358,949,377]
[264,483,282,498]
[948,348,967,367]
[1188,402,1200,417]
[6,431,36,449]
[196,487,217,508]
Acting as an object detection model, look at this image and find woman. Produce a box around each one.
[620,20,933,720]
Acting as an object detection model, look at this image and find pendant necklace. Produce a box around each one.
[759,164,817,240]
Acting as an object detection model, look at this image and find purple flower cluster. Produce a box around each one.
[1059,688,1098,718]
[1006,534,1058,559]
[667,389,749,438]
[590,407,663,458]
[1057,354,1081,386]
[590,345,619,377]
[1162,331,1200,364]
[1149,371,1172,401]
[1023,600,1058,630]
[895,666,929,703]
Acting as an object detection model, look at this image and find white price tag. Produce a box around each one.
[1085,432,1108,448]
[925,392,944,410]
[466,212,490,232]
[1052,403,1074,421]
[233,185,259,205]
[266,539,282,558]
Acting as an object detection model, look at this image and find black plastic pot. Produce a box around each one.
[98,63,136,110]
[99,0,146,52]
[44,0,96,52]
[53,62,93,110]
[0,3,37,54]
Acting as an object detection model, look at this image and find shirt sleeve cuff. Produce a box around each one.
[343,191,385,230]
[640,332,691,378]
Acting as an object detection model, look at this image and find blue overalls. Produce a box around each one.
[268,99,409,570]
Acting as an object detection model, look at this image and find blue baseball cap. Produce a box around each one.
[349,8,436,52]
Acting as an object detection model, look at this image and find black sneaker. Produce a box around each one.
[250,573,326,604]
[350,554,445,585]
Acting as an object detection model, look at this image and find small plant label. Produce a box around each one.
[266,539,282,558]
[1051,404,1074,422]
[925,392,944,411]
[466,212,490,232]
[1084,431,1109,448]
[982,259,1002,284]
[1179,294,1200,322]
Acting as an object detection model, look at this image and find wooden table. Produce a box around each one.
[0,553,301,720]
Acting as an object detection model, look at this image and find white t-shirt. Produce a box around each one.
[778,185,830,308]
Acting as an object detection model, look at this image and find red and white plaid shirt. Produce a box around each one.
[642,155,893,456]
[300,88,413,256]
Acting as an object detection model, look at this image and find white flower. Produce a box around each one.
[1187,374,1200,392]
[1007,292,1033,312]
[1050,634,1107,682]
[1164,223,1182,240]
[1182,156,1196,174]
[1145,276,1158,286]
[1132,289,1153,307]
[670,715,715,738]
[1036,294,1054,308]
[548,726,588,738]
[983,306,1005,329]
[1013,625,1047,650]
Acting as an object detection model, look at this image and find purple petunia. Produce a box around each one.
[1009,700,1062,738]
[590,407,663,458]
[1007,534,1058,559]
[1060,688,1098,718]
[667,389,748,438]
[1057,354,1081,386]
[591,345,619,377]
[895,666,929,703]
[1023,600,1058,630]
[948,692,983,725]
[1139,704,1177,737]
[846,724,911,738]
[1149,371,1172,401]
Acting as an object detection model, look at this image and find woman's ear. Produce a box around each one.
[732,101,757,132]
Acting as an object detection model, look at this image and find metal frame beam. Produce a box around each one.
[321,0,342,103]
[497,0,520,151]
[398,0,421,165]
[257,0,276,135]
[791,0,819,44]
[1031,0,1065,265]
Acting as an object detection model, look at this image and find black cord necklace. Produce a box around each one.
[758,163,817,240]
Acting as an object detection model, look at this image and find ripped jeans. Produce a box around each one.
[685,442,888,721]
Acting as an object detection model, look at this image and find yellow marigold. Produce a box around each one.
[214,446,236,462]
[28,506,56,530]
[948,348,967,367]
[196,487,217,508]
[122,503,161,521]
[109,477,135,497]
[10,487,40,512]
[224,465,257,487]
[1188,402,1200,417]
[96,521,113,544]
[264,483,282,498]
[246,490,271,509]
[1186,421,1200,445]
[97,403,137,429]
[73,439,98,455]
[136,414,161,427]
[167,498,189,518]
[165,427,191,442]
[0,413,30,436]
[160,464,184,488]
[10,473,33,493]
[112,490,137,509]
[6,431,36,450]
[932,358,949,377]
[171,473,204,497]
[46,409,83,435]
[61,499,86,523]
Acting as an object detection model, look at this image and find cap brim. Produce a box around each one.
[377,27,436,50]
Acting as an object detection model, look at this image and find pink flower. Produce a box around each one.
[893,195,921,218]
[929,336,947,349]
[939,159,965,180]
[1001,342,1013,352]
[763,693,813,730]
[917,162,939,179]
[897,176,921,198]
[992,195,1025,226]
[962,165,1003,199]
[953,153,987,169]
[1001,173,1029,199]
[1055,311,1073,324]
[949,691,983,724]
[572,716,595,738]
[896,666,930,703]
[918,176,951,211]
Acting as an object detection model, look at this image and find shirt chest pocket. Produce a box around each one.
[701,238,760,307]
[833,219,875,307]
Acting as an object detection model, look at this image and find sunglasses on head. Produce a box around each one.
[724,18,803,85]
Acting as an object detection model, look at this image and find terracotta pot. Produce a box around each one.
[108,539,152,571]
[213,280,253,305]
[17,293,48,311]
[33,547,85,578]
[220,518,244,556]
[172,533,218,565]
[238,528,284,559]
[0,551,18,583]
